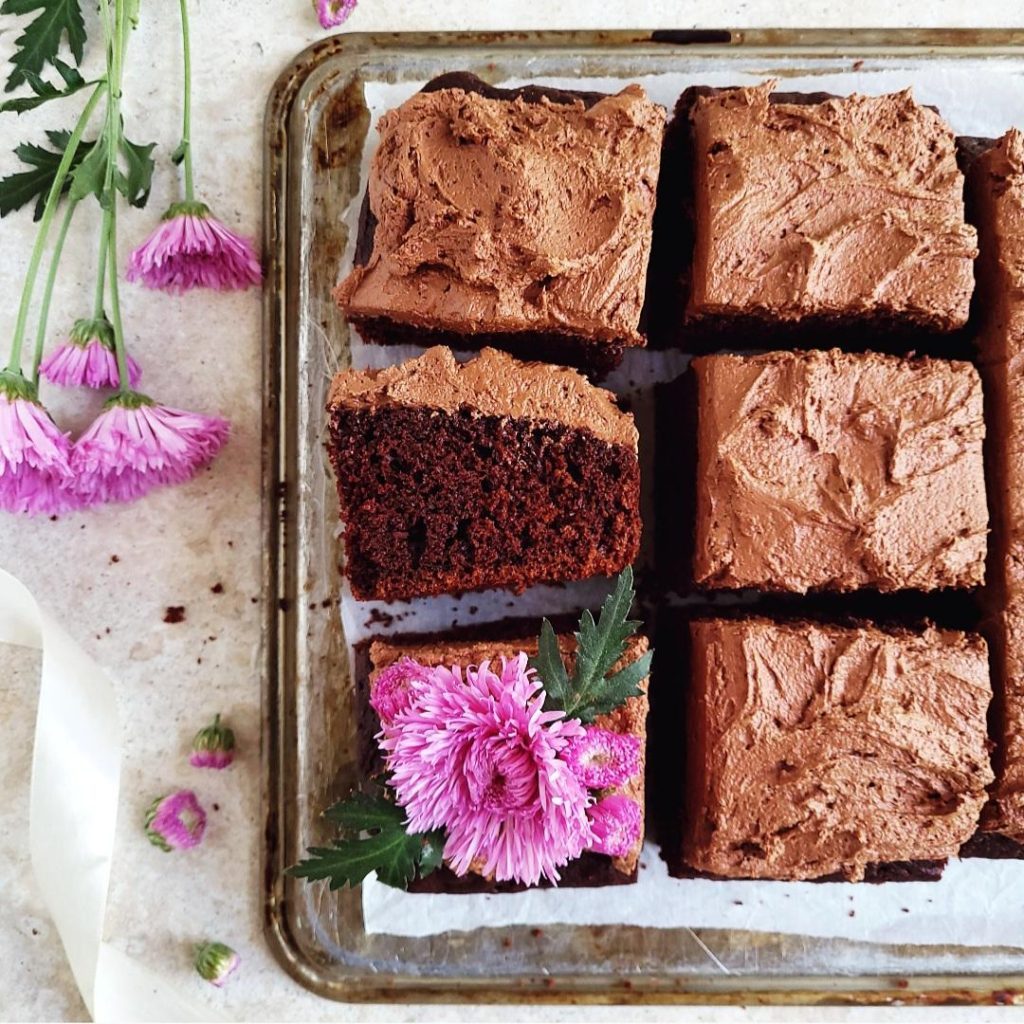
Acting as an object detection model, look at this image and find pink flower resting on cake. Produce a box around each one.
[39,319,141,390]
[72,393,229,504]
[144,790,207,851]
[370,657,433,724]
[315,0,358,28]
[126,202,262,294]
[378,654,594,886]
[0,375,76,515]
[563,726,641,790]
[587,794,642,858]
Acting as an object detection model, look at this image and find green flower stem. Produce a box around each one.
[30,198,79,384]
[5,83,105,375]
[93,207,112,319]
[178,0,195,201]
[106,204,132,392]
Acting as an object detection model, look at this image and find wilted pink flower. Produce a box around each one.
[379,653,593,886]
[190,713,236,770]
[370,657,434,725]
[144,790,207,851]
[563,726,641,791]
[587,795,642,858]
[71,393,229,505]
[39,319,141,390]
[126,201,262,294]
[316,0,358,28]
[0,373,76,515]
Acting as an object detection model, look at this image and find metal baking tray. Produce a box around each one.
[261,29,1024,1005]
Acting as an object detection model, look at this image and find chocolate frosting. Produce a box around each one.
[688,82,978,329]
[369,634,649,876]
[972,130,1024,840]
[328,345,638,451]
[684,618,993,881]
[335,84,665,345]
[693,348,988,592]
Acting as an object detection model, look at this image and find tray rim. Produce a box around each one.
[260,28,1024,1006]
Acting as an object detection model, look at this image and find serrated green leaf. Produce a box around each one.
[576,649,652,724]
[0,130,94,219]
[116,135,155,208]
[418,830,445,878]
[0,61,95,115]
[323,791,405,833]
[573,565,640,688]
[2,0,87,94]
[529,617,570,712]
[68,134,107,203]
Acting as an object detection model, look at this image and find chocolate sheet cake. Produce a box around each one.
[678,618,993,882]
[651,82,978,348]
[692,349,988,594]
[967,129,1024,854]
[327,346,641,601]
[365,631,650,891]
[335,73,666,378]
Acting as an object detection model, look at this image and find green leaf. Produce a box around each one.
[529,618,570,712]
[530,567,652,723]
[116,135,155,208]
[2,0,87,94]
[287,792,445,891]
[170,140,188,166]
[0,129,94,219]
[0,59,95,114]
[67,134,107,204]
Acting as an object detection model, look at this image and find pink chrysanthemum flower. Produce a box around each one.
[144,790,207,851]
[379,654,594,886]
[190,713,236,769]
[587,795,642,858]
[562,726,642,791]
[126,201,262,294]
[0,372,76,515]
[370,657,434,725]
[39,318,142,390]
[315,0,358,28]
[71,391,229,505]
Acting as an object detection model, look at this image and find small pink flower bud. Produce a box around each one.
[194,941,240,987]
[144,790,207,851]
[190,713,236,769]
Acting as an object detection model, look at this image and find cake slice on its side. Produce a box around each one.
[362,630,650,892]
[654,83,977,348]
[678,617,993,882]
[334,73,666,378]
[691,349,988,594]
[964,129,1024,857]
[327,346,641,601]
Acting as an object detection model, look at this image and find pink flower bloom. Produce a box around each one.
[144,790,207,851]
[39,319,141,390]
[587,795,642,858]
[71,393,229,505]
[379,654,593,886]
[126,201,262,294]
[0,374,76,515]
[316,0,357,28]
[190,713,236,770]
[562,726,642,791]
[194,942,240,987]
[370,657,434,725]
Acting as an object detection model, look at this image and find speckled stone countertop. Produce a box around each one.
[0,1,1021,1020]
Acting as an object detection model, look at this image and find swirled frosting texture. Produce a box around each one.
[370,634,649,875]
[328,346,638,451]
[687,82,978,329]
[335,85,665,345]
[693,349,988,593]
[972,130,1024,841]
[683,618,993,881]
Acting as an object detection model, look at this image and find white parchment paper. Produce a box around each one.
[340,63,1024,946]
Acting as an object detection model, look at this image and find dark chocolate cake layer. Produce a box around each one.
[336,72,665,378]
[328,347,641,601]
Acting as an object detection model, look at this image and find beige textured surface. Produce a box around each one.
[2,1,1024,1021]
